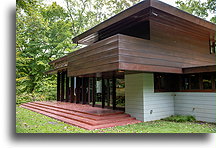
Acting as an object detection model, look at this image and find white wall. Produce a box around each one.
[125,73,216,123]
[174,92,216,123]
[142,73,174,122]
[125,73,144,121]
[125,73,174,122]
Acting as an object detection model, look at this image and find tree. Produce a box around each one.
[176,0,216,23]
[64,0,142,36]
[16,1,73,97]
[16,0,143,100]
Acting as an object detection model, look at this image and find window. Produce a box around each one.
[215,75,216,89]
[190,74,200,89]
[202,73,212,89]
[154,72,216,92]
[154,73,179,92]
[181,76,190,90]
[209,40,216,54]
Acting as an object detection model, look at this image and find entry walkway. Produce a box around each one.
[21,101,141,130]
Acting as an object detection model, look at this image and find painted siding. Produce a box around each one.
[174,92,216,123]
[125,73,144,121]
[125,73,216,123]
[125,73,174,122]
[142,73,174,122]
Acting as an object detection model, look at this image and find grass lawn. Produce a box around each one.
[16,106,216,133]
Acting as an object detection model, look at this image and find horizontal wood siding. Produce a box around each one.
[67,35,119,76]
[174,92,216,123]
[118,31,215,74]
[150,20,215,68]
[67,31,215,76]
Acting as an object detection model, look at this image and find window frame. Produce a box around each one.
[154,72,216,93]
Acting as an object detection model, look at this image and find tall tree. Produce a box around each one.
[16,1,73,96]
[16,0,143,99]
[176,0,216,23]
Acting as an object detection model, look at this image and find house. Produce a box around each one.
[47,0,216,123]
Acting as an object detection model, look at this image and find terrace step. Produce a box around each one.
[34,101,124,116]
[21,102,141,130]
[21,103,135,126]
[27,102,130,121]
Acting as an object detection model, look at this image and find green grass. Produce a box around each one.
[16,106,216,133]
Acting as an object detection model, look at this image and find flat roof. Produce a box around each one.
[72,0,216,45]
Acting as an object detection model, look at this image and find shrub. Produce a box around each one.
[162,115,196,122]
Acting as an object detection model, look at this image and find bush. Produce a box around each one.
[16,91,56,105]
[162,115,196,122]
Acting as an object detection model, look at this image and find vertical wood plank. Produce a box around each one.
[107,79,110,107]
[112,76,116,110]
[92,77,96,107]
[102,78,105,108]
[76,77,81,103]
[61,71,65,102]
[66,72,69,102]
[57,72,61,101]
[81,77,85,104]
[88,78,91,104]
[70,77,74,103]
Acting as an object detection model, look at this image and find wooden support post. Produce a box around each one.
[76,77,80,103]
[92,77,96,107]
[112,76,116,110]
[61,71,65,102]
[102,78,105,108]
[70,77,74,103]
[107,79,110,107]
[88,78,91,104]
[82,77,87,104]
[57,72,61,101]
[65,72,69,102]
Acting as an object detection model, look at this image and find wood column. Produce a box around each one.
[107,79,110,107]
[92,77,96,107]
[61,71,65,102]
[57,72,61,101]
[88,78,91,104]
[76,77,81,103]
[102,78,105,108]
[81,78,85,104]
[65,72,69,102]
[112,76,116,110]
[82,77,87,104]
[70,77,74,103]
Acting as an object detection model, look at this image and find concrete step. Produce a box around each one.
[34,101,124,116]
[21,105,93,130]
[20,102,142,130]
[27,102,130,121]
[21,103,135,126]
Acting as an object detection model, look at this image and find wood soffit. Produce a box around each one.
[72,0,216,45]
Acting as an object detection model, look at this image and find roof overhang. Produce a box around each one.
[72,0,216,45]
[183,65,216,74]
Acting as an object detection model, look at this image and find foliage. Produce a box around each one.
[16,0,142,101]
[176,0,216,23]
[16,1,73,100]
[16,106,216,133]
[162,115,196,122]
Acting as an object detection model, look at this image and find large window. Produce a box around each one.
[154,73,179,92]
[154,72,216,92]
